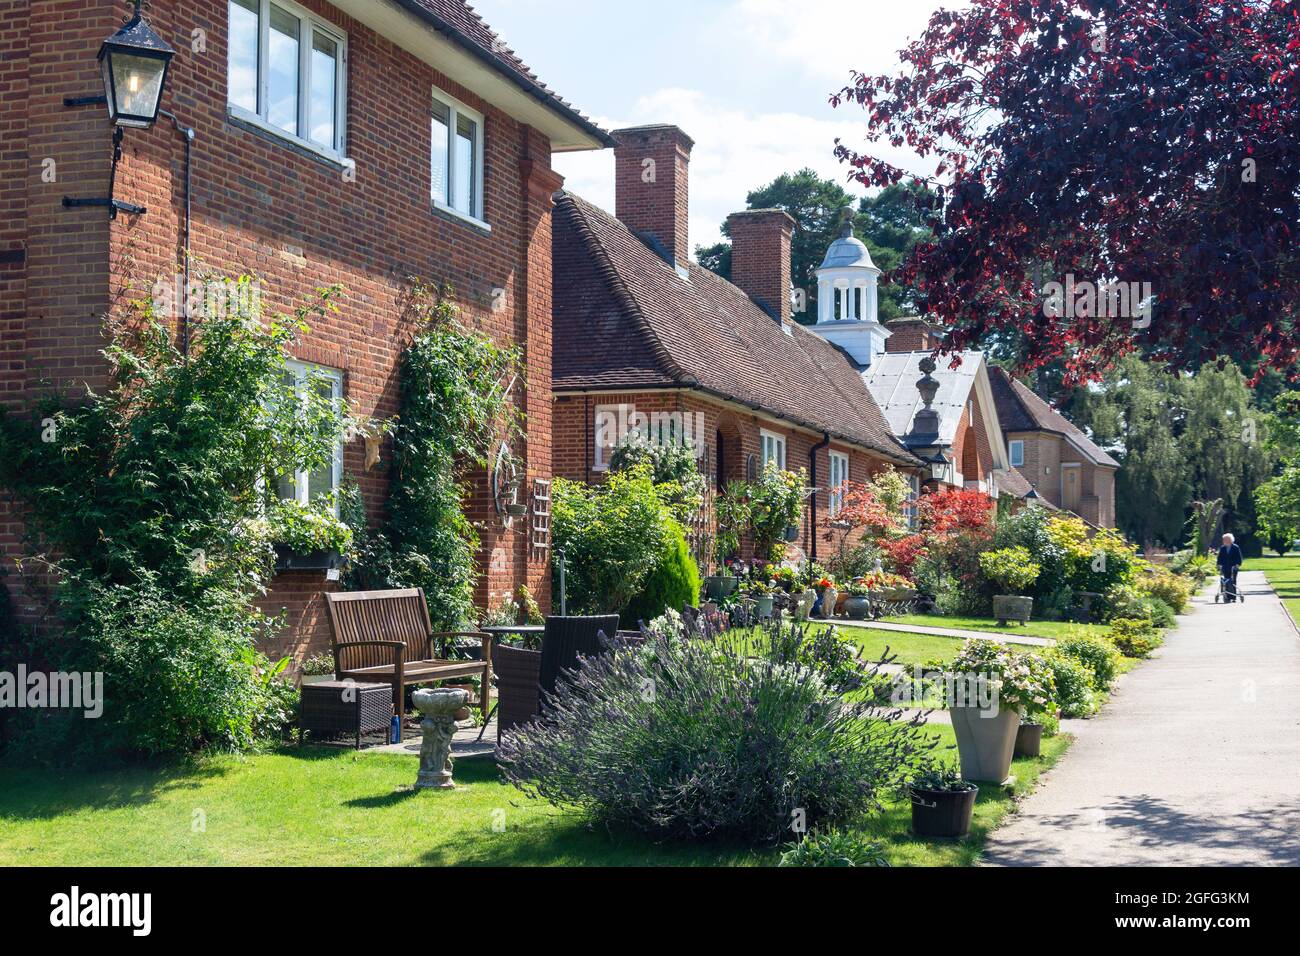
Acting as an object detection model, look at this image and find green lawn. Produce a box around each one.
[880,613,1112,642]
[728,623,968,667]
[0,728,1072,867]
[1243,555,1300,627]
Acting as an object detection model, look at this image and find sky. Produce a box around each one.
[471,0,964,251]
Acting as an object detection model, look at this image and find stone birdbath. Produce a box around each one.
[413,687,470,790]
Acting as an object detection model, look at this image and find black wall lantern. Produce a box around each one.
[63,0,176,218]
[98,0,175,129]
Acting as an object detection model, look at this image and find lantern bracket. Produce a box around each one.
[62,126,146,219]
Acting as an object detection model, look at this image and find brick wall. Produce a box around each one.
[554,388,905,568]
[3,0,562,662]
[951,389,994,487]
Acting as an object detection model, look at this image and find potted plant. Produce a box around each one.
[814,575,838,619]
[909,766,979,838]
[300,652,335,686]
[841,580,872,620]
[747,580,776,619]
[945,639,1051,783]
[1014,653,1057,758]
[979,546,1041,626]
[266,497,353,573]
[771,565,798,594]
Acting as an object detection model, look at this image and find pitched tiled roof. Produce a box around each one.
[552,192,921,467]
[988,367,1120,468]
[997,467,1035,498]
[402,1,613,146]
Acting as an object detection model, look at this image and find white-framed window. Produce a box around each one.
[432,87,486,225]
[760,429,787,471]
[1009,440,1025,467]
[227,0,349,159]
[277,360,344,511]
[904,473,921,528]
[828,450,849,516]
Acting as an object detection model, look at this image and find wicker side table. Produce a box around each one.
[299,680,393,749]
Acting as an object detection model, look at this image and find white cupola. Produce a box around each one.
[812,211,890,365]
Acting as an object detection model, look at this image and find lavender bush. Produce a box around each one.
[496,618,939,845]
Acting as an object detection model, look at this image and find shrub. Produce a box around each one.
[779,829,889,867]
[1107,584,1177,627]
[1048,516,1139,596]
[69,583,282,757]
[551,465,672,614]
[1134,566,1192,614]
[498,618,938,845]
[978,546,1042,594]
[748,465,809,560]
[609,432,706,522]
[622,521,702,625]
[1108,618,1164,659]
[993,505,1071,598]
[1043,651,1097,718]
[0,282,349,759]
[1056,630,1122,693]
[1170,550,1215,584]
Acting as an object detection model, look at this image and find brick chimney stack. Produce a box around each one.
[612,125,694,269]
[727,209,796,324]
[884,317,939,352]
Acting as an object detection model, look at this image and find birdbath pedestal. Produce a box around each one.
[412,687,470,790]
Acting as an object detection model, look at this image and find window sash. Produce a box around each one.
[279,360,344,511]
[760,430,786,470]
[1009,440,1025,467]
[828,451,849,516]
[227,0,347,156]
[432,88,485,222]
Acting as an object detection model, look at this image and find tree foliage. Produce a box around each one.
[834,0,1300,380]
[696,170,931,322]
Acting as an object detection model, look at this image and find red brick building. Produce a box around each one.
[0,0,610,660]
[988,367,1119,527]
[551,125,923,570]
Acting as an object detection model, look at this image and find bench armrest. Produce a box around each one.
[333,639,407,676]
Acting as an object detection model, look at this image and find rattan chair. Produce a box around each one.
[495,614,619,743]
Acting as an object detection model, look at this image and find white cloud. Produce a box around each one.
[723,0,963,84]
[554,86,931,250]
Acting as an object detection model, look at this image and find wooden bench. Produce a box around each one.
[324,588,492,740]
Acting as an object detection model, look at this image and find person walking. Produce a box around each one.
[1217,533,1244,602]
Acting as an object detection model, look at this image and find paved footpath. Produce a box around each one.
[983,571,1300,865]
[833,618,1056,647]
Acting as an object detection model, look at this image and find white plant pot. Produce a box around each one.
[950,705,1020,783]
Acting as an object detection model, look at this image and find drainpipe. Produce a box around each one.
[808,432,830,561]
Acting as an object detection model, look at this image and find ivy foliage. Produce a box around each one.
[343,285,522,630]
[0,279,350,758]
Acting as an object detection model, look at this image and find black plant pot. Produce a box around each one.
[910,785,978,839]
[1014,723,1044,758]
[783,525,800,542]
[273,545,343,572]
